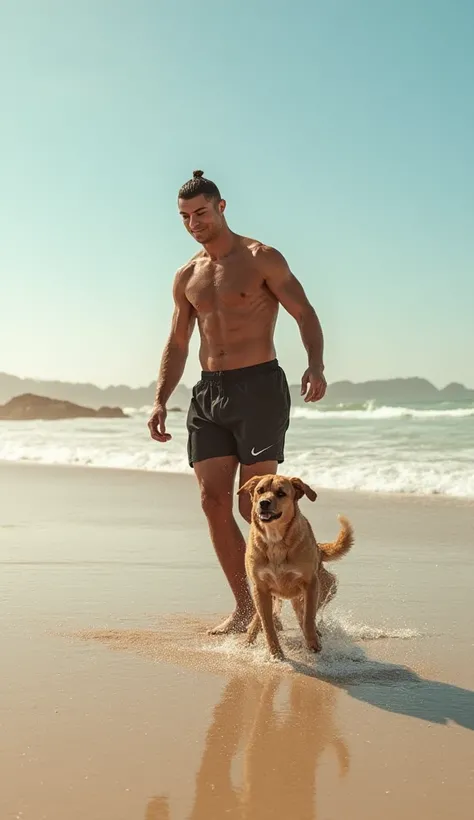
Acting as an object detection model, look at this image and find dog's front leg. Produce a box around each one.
[246,599,282,647]
[245,612,261,645]
[303,578,322,653]
[253,585,284,660]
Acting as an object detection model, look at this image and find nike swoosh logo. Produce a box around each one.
[251,445,274,457]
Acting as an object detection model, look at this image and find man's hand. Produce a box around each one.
[301,365,327,402]
[148,404,171,442]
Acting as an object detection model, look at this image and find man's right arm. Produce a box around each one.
[148,268,196,442]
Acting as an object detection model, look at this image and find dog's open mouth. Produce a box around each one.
[258,511,282,522]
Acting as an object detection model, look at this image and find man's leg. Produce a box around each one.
[238,460,278,523]
[193,455,255,634]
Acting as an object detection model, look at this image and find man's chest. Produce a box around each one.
[185,260,264,311]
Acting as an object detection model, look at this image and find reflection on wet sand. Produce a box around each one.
[241,676,349,820]
[145,795,170,819]
[188,676,250,820]
[143,674,349,820]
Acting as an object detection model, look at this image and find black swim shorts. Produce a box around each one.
[186,359,291,467]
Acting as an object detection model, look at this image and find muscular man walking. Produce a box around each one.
[148,170,326,634]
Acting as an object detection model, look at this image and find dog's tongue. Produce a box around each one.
[259,511,273,521]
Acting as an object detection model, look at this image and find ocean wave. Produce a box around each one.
[1,439,473,498]
[1,412,473,499]
[0,440,193,475]
[282,452,474,498]
[292,404,474,420]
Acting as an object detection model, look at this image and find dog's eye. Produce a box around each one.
[276,490,286,498]
[256,486,265,494]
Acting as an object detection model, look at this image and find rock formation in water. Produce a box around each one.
[0,393,128,421]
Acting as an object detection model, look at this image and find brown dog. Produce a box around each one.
[237,474,354,660]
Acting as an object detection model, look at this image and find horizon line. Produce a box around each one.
[1,371,473,393]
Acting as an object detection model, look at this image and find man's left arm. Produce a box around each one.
[260,246,327,402]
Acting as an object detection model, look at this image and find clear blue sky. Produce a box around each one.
[1,0,473,388]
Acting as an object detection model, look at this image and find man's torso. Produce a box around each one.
[182,236,279,372]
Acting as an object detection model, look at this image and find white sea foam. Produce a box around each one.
[292,404,474,421]
[0,438,193,474]
[123,405,155,416]
[281,453,474,498]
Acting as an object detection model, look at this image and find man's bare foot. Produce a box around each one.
[305,633,322,653]
[208,607,254,635]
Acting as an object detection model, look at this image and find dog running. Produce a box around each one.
[237,474,354,660]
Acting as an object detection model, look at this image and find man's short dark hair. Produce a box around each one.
[178,170,221,201]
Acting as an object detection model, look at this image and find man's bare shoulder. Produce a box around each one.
[244,239,289,274]
[173,252,204,289]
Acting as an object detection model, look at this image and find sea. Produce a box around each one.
[1,400,473,499]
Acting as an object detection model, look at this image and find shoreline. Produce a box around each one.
[1,457,473,508]
[1,454,473,819]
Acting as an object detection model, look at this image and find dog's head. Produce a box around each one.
[237,474,317,525]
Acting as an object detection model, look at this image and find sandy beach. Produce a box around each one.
[1,461,473,819]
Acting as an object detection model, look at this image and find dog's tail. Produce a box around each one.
[319,515,354,562]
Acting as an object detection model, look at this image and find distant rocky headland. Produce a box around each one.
[0,373,473,410]
[0,393,127,421]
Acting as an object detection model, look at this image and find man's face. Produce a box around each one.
[178,194,226,244]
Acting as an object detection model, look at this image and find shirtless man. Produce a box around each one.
[148,170,326,634]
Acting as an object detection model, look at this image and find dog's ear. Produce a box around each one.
[290,477,317,502]
[237,476,262,498]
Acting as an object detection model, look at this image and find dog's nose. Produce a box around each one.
[259,498,271,510]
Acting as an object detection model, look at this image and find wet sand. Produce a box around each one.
[1,461,473,819]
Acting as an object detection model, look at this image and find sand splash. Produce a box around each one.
[66,609,421,684]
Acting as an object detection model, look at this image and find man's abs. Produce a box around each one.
[196,306,278,371]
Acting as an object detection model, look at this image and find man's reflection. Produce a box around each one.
[144,794,170,819]
[188,676,249,819]
[186,673,349,820]
[242,676,349,819]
